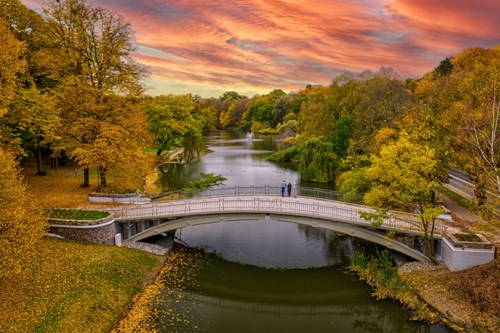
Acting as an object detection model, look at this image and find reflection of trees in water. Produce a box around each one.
[180,135,208,164]
[353,305,439,333]
[159,136,208,191]
[297,225,377,265]
[159,163,189,190]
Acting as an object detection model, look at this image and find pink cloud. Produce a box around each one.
[20,0,499,97]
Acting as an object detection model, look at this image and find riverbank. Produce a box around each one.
[399,260,499,333]
[348,252,499,333]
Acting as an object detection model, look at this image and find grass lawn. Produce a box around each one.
[0,237,164,333]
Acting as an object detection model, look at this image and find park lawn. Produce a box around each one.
[0,237,164,333]
[23,161,98,209]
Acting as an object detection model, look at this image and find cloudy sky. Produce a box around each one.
[21,0,499,97]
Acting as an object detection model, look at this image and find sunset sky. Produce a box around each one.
[21,0,499,97]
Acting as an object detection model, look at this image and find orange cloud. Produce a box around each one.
[21,0,499,97]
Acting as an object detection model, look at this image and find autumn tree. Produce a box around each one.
[8,88,60,175]
[298,86,335,138]
[364,133,443,260]
[448,48,500,199]
[272,92,303,126]
[0,21,21,98]
[44,0,149,187]
[349,74,413,153]
[0,18,26,149]
[418,47,500,206]
[0,0,57,89]
[0,148,48,279]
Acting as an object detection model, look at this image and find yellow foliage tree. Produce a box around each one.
[0,148,48,278]
[45,0,149,188]
[0,18,26,151]
[364,133,442,260]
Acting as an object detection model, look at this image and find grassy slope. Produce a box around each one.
[0,161,164,332]
[0,238,163,333]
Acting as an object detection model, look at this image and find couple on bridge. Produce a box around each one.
[281,180,292,197]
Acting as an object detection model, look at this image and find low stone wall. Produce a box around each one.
[442,234,495,271]
[49,215,116,245]
[89,193,151,204]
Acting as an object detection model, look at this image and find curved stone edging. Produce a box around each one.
[48,214,114,227]
[48,214,116,245]
[89,193,151,204]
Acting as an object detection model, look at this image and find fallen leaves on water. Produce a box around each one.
[112,246,207,333]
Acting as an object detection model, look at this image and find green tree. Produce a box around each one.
[350,74,413,153]
[330,115,354,157]
[337,167,370,202]
[434,57,453,76]
[364,133,442,260]
[270,137,338,182]
[144,94,201,156]
[220,91,242,101]
[0,148,48,278]
[272,92,303,126]
[243,90,284,131]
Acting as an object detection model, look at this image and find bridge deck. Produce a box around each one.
[111,195,446,236]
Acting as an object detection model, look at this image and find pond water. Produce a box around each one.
[153,131,453,333]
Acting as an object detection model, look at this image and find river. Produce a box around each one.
[153,131,452,332]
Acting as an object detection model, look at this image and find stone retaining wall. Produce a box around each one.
[442,235,495,271]
[49,215,116,245]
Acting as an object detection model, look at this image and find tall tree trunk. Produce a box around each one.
[36,145,45,175]
[82,167,90,187]
[99,166,107,188]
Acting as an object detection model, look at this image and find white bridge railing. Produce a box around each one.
[112,195,446,235]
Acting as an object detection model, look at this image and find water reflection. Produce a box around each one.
[155,253,451,333]
[159,131,298,190]
[154,131,453,333]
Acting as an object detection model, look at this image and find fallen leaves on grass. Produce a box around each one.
[0,237,162,333]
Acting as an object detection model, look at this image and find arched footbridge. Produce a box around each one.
[110,187,446,262]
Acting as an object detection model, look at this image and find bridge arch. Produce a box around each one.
[124,211,432,262]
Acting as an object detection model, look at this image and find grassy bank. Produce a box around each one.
[0,238,164,333]
[348,250,500,332]
[347,250,438,323]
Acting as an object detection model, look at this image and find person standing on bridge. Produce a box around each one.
[287,182,292,197]
[281,180,286,197]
